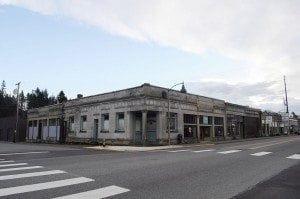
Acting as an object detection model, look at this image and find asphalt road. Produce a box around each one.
[0,136,299,199]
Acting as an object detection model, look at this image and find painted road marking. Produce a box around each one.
[0,166,43,173]
[192,150,215,153]
[251,152,272,156]
[0,151,49,156]
[286,154,300,160]
[249,140,294,150]
[218,150,241,154]
[0,170,66,181]
[0,159,4,161]
[0,177,94,197]
[52,185,130,199]
[0,163,28,168]
[168,150,190,153]
[0,161,15,164]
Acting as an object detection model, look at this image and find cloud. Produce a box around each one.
[1,0,300,113]
[186,80,300,114]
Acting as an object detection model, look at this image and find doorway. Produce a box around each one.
[93,119,99,143]
[200,126,211,141]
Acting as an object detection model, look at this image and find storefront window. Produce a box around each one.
[200,116,212,125]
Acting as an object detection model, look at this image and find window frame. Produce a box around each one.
[101,114,110,133]
[80,115,87,132]
[115,112,125,133]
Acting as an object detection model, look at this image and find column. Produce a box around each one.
[197,115,200,143]
[142,111,147,145]
[211,116,215,141]
[223,116,226,140]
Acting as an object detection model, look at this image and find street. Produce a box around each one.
[0,136,299,199]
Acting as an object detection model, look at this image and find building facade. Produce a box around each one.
[27,84,262,145]
[261,111,283,136]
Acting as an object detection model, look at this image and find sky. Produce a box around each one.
[0,0,299,114]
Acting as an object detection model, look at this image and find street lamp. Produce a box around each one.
[168,82,184,145]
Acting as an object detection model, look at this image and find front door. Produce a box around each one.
[147,112,157,142]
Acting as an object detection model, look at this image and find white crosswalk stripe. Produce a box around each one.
[0,177,94,197]
[286,154,300,160]
[0,159,4,161]
[0,161,15,164]
[52,185,130,199]
[0,163,28,168]
[251,152,272,156]
[192,149,214,153]
[0,170,66,181]
[0,166,43,172]
[218,150,241,154]
[168,150,190,153]
[0,151,49,156]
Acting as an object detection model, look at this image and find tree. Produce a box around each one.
[180,84,187,93]
[19,91,25,110]
[49,96,57,105]
[27,88,51,109]
[57,91,67,103]
[1,80,6,96]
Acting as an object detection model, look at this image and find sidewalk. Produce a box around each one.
[85,145,186,152]
[85,136,295,152]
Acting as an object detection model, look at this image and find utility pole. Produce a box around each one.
[14,82,21,143]
[284,76,289,114]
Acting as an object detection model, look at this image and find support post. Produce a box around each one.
[142,111,147,145]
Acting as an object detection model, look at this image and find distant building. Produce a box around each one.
[261,111,283,136]
[0,114,27,142]
[27,84,262,145]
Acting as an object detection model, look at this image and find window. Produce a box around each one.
[214,117,224,125]
[184,114,197,124]
[49,119,56,126]
[69,116,75,132]
[28,121,33,127]
[80,115,87,132]
[167,113,178,133]
[33,120,38,127]
[101,114,109,132]
[42,119,47,126]
[215,126,224,137]
[200,115,212,125]
[116,113,125,132]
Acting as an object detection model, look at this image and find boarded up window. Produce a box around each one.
[69,116,75,132]
[80,115,87,131]
[116,113,125,131]
[102,114,109,132]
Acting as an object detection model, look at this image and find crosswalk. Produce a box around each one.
[0,158,130,198]
[167,149,299,160]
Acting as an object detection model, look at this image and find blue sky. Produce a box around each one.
[0,5,241,98]
[1,1,299,113]
[0,6,239,97]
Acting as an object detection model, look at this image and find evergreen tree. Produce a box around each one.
[1,80,6,96]
[57,91,67,103]
[19,91,25,110]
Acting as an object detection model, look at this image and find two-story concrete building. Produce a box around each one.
[27,84,261,145]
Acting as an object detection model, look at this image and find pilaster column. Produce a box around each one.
[197,115,200,143]
[142,111,148,145]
